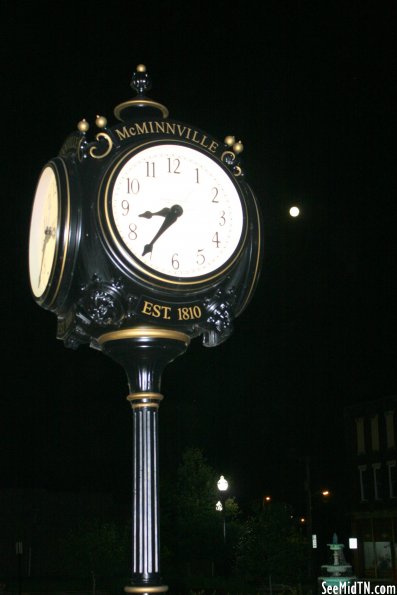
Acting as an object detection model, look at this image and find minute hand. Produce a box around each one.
[141,204,183,256]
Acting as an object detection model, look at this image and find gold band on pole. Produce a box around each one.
[124,586,168,594]
[127,392,164,402]
[97,327,190,347]
[127,393,164,410]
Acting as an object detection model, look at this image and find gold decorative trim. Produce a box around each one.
[89,132,114,159]
[97,326,190,346]
[127,393,164,401]
[114,99,169,121]
[131,403,160,410]
[124,587,168,594]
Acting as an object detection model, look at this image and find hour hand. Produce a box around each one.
[38,226,55,286]
[139,207,171,219]
[141,204,183,256]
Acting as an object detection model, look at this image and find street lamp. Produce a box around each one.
[217,475,228,542]
[217,475,229,492]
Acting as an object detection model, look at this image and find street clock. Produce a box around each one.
[28,65,263,593]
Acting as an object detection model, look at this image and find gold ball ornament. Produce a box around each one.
[233,141,244,154]
[95,115,107,128]
[224,135,236,147]
[136,64,147,73]
[77,119,89,132]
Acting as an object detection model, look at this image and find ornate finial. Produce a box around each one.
[114,64,169,122]
[130,64,152,97]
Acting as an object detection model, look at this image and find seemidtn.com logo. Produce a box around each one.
[321,582,396,595]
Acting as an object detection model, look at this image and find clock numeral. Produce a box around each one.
[128,223,138,240]
[172,253,180,270]
[126,178,140,194]
[121,200,130,216]
[196,249,205,265]
[211,187,219,203]
[195,168,200,184]
[168,158,181,174]
[146,161,156,177]
[219,211,226,226]
[212,232,220,248]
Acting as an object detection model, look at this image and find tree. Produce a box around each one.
[161,448,242,578]
[59,519,129,581]
[165,448,219,561]
[235,502,307,586]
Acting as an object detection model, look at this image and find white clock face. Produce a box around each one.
[29,166,59,297]
[108,144,245,282]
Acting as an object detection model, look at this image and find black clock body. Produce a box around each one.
[39,117,262,349]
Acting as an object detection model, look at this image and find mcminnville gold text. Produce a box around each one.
[115,121,219,153]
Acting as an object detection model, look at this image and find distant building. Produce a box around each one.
[345,395,397,582]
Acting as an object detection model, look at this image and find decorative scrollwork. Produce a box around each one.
[89,132,114,159]
[57,278,141,349]
[80,277,125,326]
[202,288,237,347]
[221,150,236,164]
[221,144,244,177]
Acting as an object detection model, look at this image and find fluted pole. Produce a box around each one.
[128,392,163,585]
[98,327,190,594]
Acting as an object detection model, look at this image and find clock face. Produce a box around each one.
[29,165,59,298]
[105,143,245,284]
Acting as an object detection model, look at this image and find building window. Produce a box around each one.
[372,463,382,500]
[385,411,395,449]
[359,465,368,501]
[387,460,396,498]
[356,417,365,454]
[371,415,379,451]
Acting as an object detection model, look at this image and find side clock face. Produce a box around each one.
[28,159,74,309]
[103,142,246,285]
[29,165,59,298]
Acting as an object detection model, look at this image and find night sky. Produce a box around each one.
[2,2,396,517]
